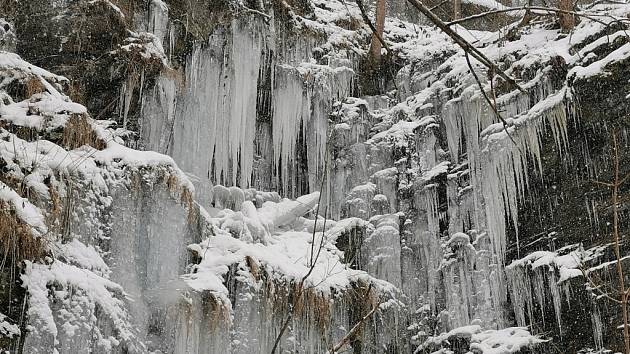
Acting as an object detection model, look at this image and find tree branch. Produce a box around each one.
[464,52,523,154]
[445,5,626,27]
[429,0,452,11]
[331,301,381,353]
[405,0,526,93]
[271,129,332,354]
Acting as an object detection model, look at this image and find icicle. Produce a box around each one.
[505,263,533,327]
[121,73,137,130]
[141,19,264,186]
[473,81,570,262]
[591,300,604,350]
[272,66,304,194]
[424,184,439,237]
[229,18,263,187]
[548,270,563,336]
[141,75,177,154]
[148,0,169,50]
[532,270,547,327]
[364,214,402,287]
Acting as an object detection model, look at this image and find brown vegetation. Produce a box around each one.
[0,201,46,263]
[62,114,107,150]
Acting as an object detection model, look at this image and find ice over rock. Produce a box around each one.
[1,0,629,353]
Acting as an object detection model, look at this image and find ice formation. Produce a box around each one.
[1,0,630,353]
[140,12,355,194]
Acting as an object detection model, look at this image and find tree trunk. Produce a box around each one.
[453,0,462,20]
[611,131,630,354]
[557,0,575,31]
[369,0,387,63]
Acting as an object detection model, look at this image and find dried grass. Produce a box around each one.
[46,185,63,234]
[66,80,86,105]
[206,294,231,330]
[245,255,261,281]
[24,77,46,97]
[0,201,46,262]
[164,170,196,224]
[245,259,334,332]
[62,113,106,150]
[0,174,30,200]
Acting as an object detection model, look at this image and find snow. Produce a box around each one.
[504,245,607,335]
[3,1,630,352]
[0,51,66,86]
[0,312,20,338]
[0,92,85,130]
[325,217,369,243]
[117,31,169,68]
[421,325,544,353]
[58,239,110,276]
[0,181,47,236]
[369,120,424,144]
[570,42,630,79]
[462,0,508,10]
[21,260,136,350]
[422,161,450,181]
[506,248,583,284]
[186,215,400,303]
[470,327,546,354]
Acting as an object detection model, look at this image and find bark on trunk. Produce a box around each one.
[558,0,575,31]
[369,0,387,63]
[453,0,461,20]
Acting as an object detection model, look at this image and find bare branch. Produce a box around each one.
[271,124,333,354]
[464,52,524,154]
[446,5,627,27]
[580,264,622,304]
[429,0,452,11]
[592,179,615,187]
[240,6,272,20]
[331,301,381,353]
[610,130,630,354]
[355,0,390,54]
[405,0,526,93]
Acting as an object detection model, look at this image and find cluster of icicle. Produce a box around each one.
[139,9,354,193]
[131,1,582,349]
[411,76,574,334]
[444,78,571,264]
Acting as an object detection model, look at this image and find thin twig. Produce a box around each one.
[592,179,615,187]
[405,0,526,93]
[271,127,333,354]
[446,5,628,27]
[331,301,381,353]
[355,0,390,54]
[610,130,630,354]
[430,0,452,11]
[464,52,523,154]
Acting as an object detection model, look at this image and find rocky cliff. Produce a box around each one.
[0,0,628,353]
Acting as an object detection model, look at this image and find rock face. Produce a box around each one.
[0,0,629,353]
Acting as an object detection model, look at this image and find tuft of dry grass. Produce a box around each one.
[0,201,46,263]
[66,80,86,105]
[0,174,30,201]
[62,113,107,150]
[206,294,231,330]
[48,185,62,221]
[24,77,46,97]
[164,170,196,224]
[249,261,334,332]
[245,255,261,281]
